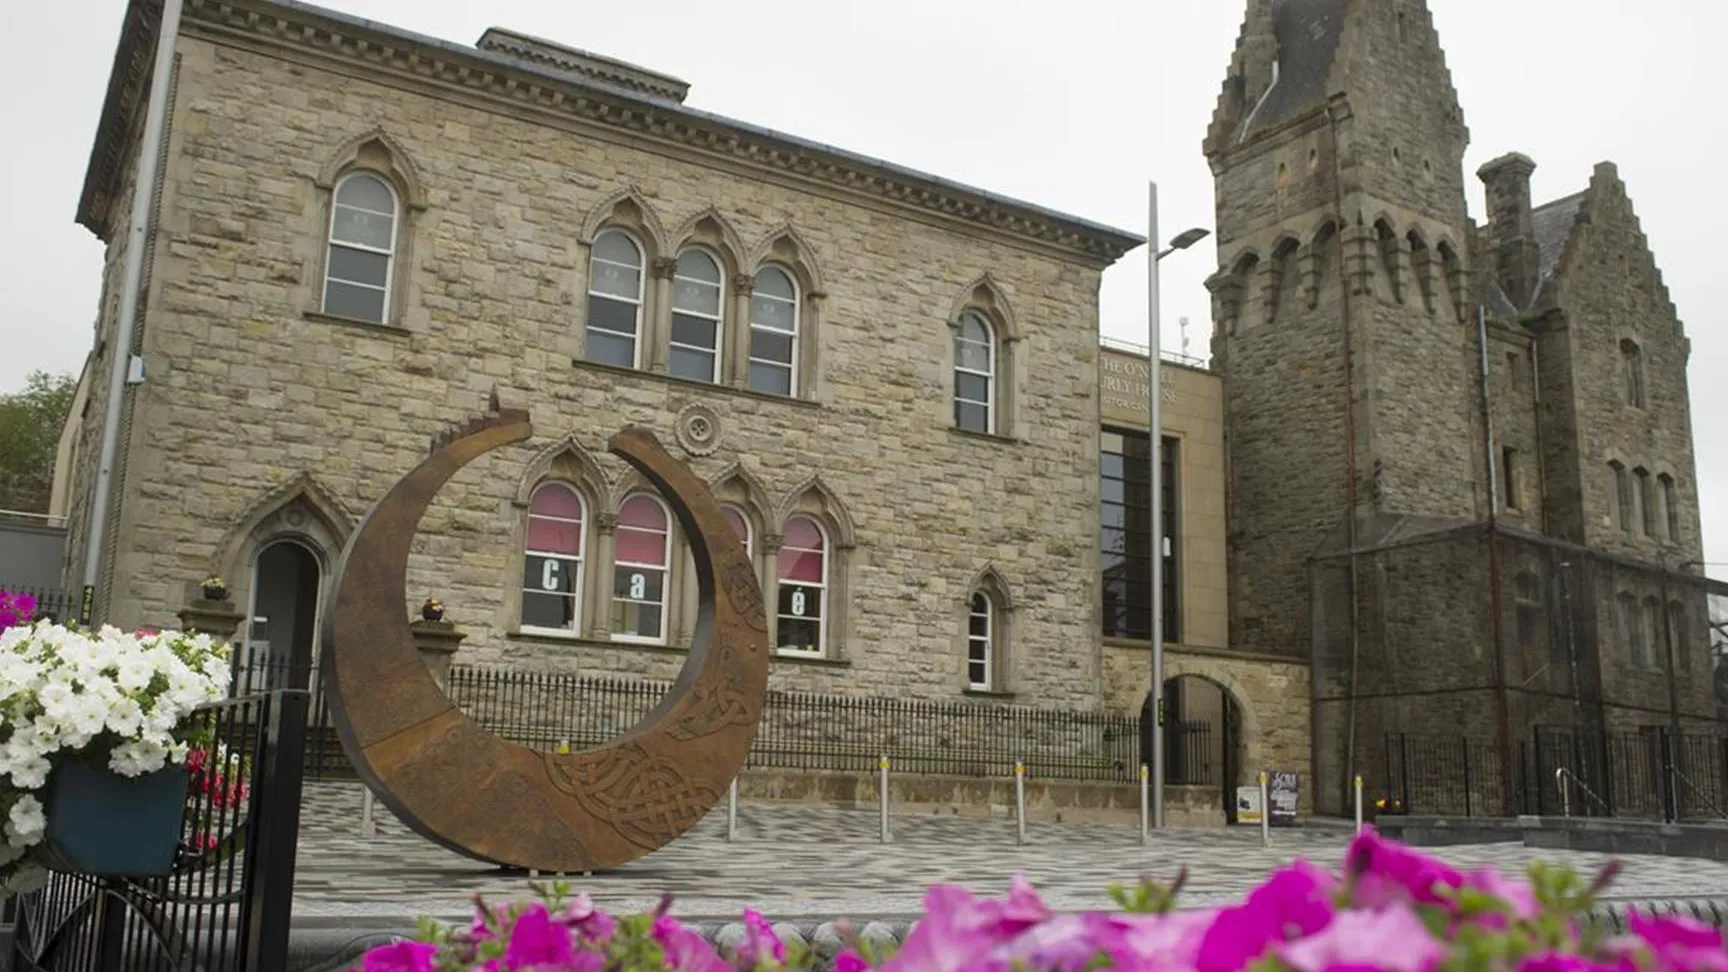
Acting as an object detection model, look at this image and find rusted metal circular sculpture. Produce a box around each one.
[319,395,770,871]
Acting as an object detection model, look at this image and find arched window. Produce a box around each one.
[1635,467,1655,536]
[521,483,587,633]
[586,230,645,369]
[612,494,671,643]
[322,172,399,324]
[1641,597,1663,669]
[967,592,994,690]
[1659,474,1679,541]
[670,248,723,383]
[748,266,799,396]
[1609,461,1631,533]
[1621,339,1645,408]
[953,311,996,433]
[777,515,827,655]
[720,504,752,556]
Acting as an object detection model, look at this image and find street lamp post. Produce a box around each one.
[1147,180,1209,830]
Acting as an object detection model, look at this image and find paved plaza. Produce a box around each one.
[291,782,1728,926]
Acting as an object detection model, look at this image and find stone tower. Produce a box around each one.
[1204,0,1482,662]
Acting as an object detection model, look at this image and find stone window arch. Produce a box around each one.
[1634,466,1656,536]
[1407,229,1435,311]
[770,476,856,659]
[1608,460,1631,533]
[311,132,426,327]
[578,189,668,369]
[741,227,825,398]
[1658,473,1679,541]
[510,436,612,639]
[1374,219,1404,303]
[1621,338,1645,408]
[963,567,1014,693]
[669,246,726,383]
[520,481,591,636]
[669,465,775,645]
[947,276,1020,438]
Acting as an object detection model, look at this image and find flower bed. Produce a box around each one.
[357,828,1726,971]
[0,616,232,890]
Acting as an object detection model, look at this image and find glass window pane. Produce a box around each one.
[970,593,988,615]
[669,347,717,383]
[721,507,750,545]
[619,495,668,531]
[778,584,823,619]
[323,280,385,323]
[585,330,636,368]
[327,246,390,287]
[777,616,820,653]
[523,555,578,595]
[955,401,988,433]
[331,207,394,250]
[969,612,989,638]
[750,329,794,365]
[335,174,395,213]
[956,338,992,373]
[671,314,718,350]
[751,294,796,331]
[590,258,642,300]
[956,373,991,404]
[587,296,639,338]
[616,527,668,567]
[594,231,641,267]
[960,313,992,345]
[755,267,795,301]
[612,567,666,602]
[677,249,721,283]
[748,362,792,396]
[531,484,584,519]
[780,548,824,584]
[527,516,583,554]
[612,600,664,640]
[783,517,824,551]
[521,591,577,630]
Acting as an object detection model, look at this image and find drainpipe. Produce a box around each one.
[81,0,185,624]
[1478,304,1516,813]
[1326,103,1363,815]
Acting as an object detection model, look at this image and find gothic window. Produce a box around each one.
[777,515,827,656]
[1614,593,1638,664]
[612,493,671,643]
[1609,461,1631,533]
[967,592,995,691]
[669,248,724,383]
[1641,596,1663,669]
[1635,467,1655,536]
[1660,474,1679,541]
[1621,339,1645,409]
[586,230,646,369]
[953,311,997,433]
[749,266,799,396]
[322,173,399,324]
[720,503,753,556]
[521,483,588,634]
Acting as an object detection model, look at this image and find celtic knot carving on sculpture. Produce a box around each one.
[319,390,770,871]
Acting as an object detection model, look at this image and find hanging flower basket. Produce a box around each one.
[0,614,233,892]
[199,575,229,602]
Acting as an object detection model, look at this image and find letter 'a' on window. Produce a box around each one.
[612,494,671,644]
[776,515,827,655]
[521,483,586,633]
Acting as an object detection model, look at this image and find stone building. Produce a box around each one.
[1203,0,1718,815]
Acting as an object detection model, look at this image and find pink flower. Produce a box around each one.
[12,593,36,618]
[563,893,617,943]
[1520,954,1623,972]
[880,886,999,972]
[1627,913,1728,972]
[1462,868,1539,927]
[361,940,438,972]
[738,908,786,965]
[653,915,729,972]
[1195,861,1336,972]
[503,905,578,968]
[994,913,1115,972]
[1345,827,1462,909]
[1280,904,1445,972]
[833,950,871,972]
[1102,909,1217,967]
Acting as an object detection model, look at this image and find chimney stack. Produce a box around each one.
[1477,152,1540,308]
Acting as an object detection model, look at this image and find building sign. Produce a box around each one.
[1100,353,1177,425]
[1269,770,1300,826]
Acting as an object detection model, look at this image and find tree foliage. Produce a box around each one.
[0,371,78,513]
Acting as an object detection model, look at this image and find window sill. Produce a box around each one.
[948,426,1020,446]
[772,651,850,668]
[570,357,822,409]
[303,309,411,336]
[963,687,1016,700]
[506,628,688,655]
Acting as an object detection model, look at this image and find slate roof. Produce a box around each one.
[1532,191,1587,287]
[1244,0,1347,139]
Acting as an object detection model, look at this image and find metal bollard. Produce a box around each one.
[878,755,891,843]
[360,787,377,838]
[1139,764,1150,845]
[1014,761,1027,846]
[727,776,738,842]
[1353,775,1364,834]
[1258,771,1270,847]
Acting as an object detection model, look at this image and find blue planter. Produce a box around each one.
[39,762,190,877]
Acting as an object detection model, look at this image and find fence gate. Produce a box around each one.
[10,690,309,972]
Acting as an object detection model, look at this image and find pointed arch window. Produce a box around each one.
[1659,474,1679,541]
[586,230,646,369]
[748,266,799,396]
[1609,461,1631,533]
[967,592,995,690]
[777,515,827,655]
[322,172,399,324]
[521,483,587,633]
[613,494,671,643]
[720,503,753,557]
[1635,467,1656,536]
[1641,596,1663,669]
[953,311,996,433]
[1621,339,1645,409]
[671,248,724,383]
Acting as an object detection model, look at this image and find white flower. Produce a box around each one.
[5,795,45,846]
[105,697,145,737]
[109,738,169,777]
[4,862,48,895]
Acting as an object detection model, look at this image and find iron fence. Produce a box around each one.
[0,586,80,625]
[1165,719,1215,785]
[9,690,308,972]
[1385,725,1728,822]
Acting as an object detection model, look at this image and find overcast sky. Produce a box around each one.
[2,0,1721,566]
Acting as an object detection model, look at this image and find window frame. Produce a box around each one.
[322,171,401,325]
[669,246,726,384]
[1609,461,1631,533]
[775,514,829,657]
[966,592,994,691]
[720,503,754,558]
[519,481,589,637]
[953,310,997,434]
[611,492,673,645]
[585,228,648,370]
[747,265,801,397]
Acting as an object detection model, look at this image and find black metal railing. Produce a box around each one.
[232,650,1148,784]
[1385,726,1728,822]
[0,586,81,626]
[1165,719,1216,785]
[10,690,308,972]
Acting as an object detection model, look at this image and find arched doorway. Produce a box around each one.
[1142,675,1245,823]
[244,538,322,693]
